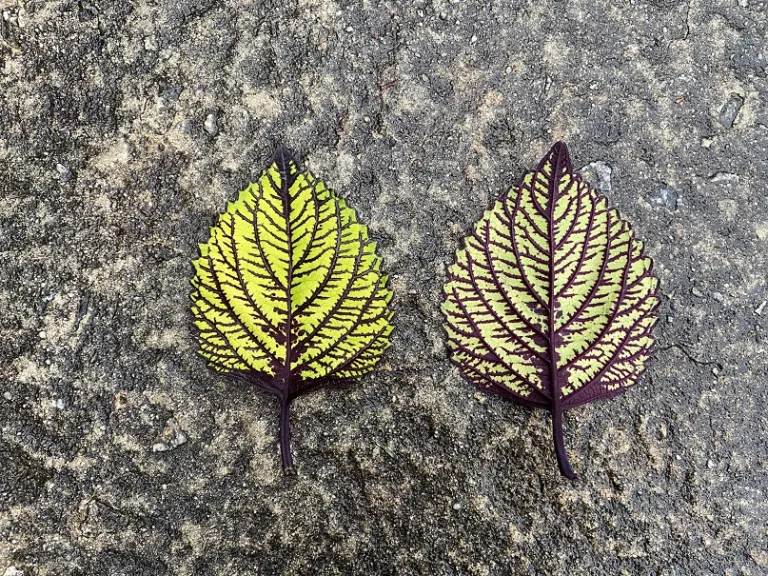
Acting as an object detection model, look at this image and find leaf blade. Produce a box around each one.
[191,145,394,473]
[443,141,660,478]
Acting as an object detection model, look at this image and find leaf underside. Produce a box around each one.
[442,142,659,478]
[191,145,394,473]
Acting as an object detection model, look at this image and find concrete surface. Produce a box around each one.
[1,0,767,574]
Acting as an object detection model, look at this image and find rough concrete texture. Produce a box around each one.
[1,0,767,574]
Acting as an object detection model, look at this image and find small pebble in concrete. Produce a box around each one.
[755,301,766,315]
[580,161,612,195]
[710,172,740,183]
[719,93,743,128]
[691,287,704,297]
[204,113,219,136]
[56,163,72,181]
[152,418,188,452]
[712,292,724,303]
[650,186,679,211]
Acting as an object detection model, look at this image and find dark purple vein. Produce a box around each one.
[459,250,548,360]
[561,236,635,372]
[507,189,550,311]
[205,251,281,365]
[558,207,614,332]
[553,197,598,300]
[292,197,344,316]
[450,284,547,395]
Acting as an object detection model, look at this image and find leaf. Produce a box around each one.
[191,145,394,474]
[442,142,659,478]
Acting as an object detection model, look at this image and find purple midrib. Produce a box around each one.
[276,151,295,395]
[546,155,563,407]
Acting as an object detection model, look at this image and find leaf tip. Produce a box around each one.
[272,143,297,172]
[543,140,573,174]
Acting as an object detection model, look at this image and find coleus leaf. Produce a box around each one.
[191,145,394,474]
[442,142,659,478]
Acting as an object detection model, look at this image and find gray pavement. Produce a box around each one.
[1,0,767,574]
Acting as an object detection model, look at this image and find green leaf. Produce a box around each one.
[442,142,660,478]
[191,145,394,473]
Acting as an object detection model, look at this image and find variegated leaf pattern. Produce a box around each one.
[191,145,394,473]
[442,142,659,478]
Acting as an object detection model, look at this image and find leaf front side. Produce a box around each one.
[442,142,659,478]
[191,145,394,473]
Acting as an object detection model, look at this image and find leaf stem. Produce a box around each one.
[279,395,296,475]
[552,406,576,479]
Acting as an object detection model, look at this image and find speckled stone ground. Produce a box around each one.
[1,1,767,574]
